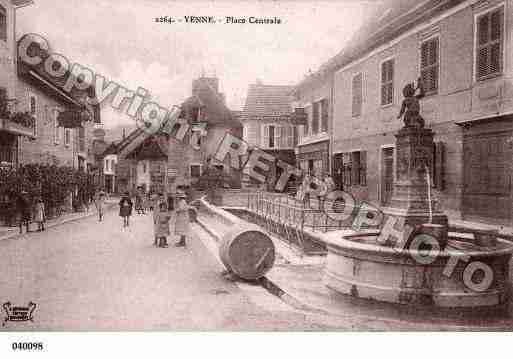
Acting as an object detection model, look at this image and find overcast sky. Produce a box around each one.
[16,0,376,128]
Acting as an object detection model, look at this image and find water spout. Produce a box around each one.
[424,164,433,224]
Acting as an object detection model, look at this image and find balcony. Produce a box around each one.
[0,113,36,138]
[1,95,35,138]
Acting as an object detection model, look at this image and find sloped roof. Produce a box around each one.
[242,84,294,120]
[127,136,168,160]
[295,0,465,90]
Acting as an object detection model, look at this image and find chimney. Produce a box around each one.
[122,128,126,140]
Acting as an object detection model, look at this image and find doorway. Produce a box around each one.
[381,147,395,205]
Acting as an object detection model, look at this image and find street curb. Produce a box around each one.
[0,203,116,242]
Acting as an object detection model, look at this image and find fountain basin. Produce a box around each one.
[323,231,513,308]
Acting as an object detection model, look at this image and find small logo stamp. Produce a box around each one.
[2,302,37,326]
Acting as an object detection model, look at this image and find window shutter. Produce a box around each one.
[420,38,438,93]
[352,73,363,117]
[321,99,329,132]
[293,126,299,146]
[381,60,394,105]
[476,7,503,80]
[262,124,269,147]
[54,110,60,144]
[312,101,319,134]
[0,88,6,115]
[0,5,6,42]
[360,151,367,186]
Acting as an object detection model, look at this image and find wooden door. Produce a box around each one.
[463,131,512,223]
[333,153,343,190]
[381,147,395,205]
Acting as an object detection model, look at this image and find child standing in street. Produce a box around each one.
[119,192,133,228]
[34,197,45,232]
[154,202,171,248]
[95,190,106,222]
[174,190,191,247]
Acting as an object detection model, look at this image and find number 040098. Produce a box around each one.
[11,342,44,351]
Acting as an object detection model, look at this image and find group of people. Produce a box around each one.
[15,191,46,234]
[296,173,336,208]
[116,189,193,249]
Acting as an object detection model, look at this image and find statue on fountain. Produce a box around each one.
[397,77,425,129]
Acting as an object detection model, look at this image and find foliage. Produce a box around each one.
[8,112,36,128]
[0,163,96,218]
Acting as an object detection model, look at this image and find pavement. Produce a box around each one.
[0,205,382,331]
[2,201,512,330]
[0,198,119,241]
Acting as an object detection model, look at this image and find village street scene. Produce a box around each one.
[0,0,513,334]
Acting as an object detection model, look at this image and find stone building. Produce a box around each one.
[115,76,242,194]
[241,82,306,190]
[329,0,512,225]
[291,71,333,181]
[0,0,34,167]
[14,34,99,170]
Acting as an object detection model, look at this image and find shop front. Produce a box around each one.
[296,140,329,178]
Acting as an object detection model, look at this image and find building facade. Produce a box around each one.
[116,76,243,194]
[292,72,333,181]
[0,0,34,167]
[241,83,301,189]
[14,34,98,170]
[331,0,512,225]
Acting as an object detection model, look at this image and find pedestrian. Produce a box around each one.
[16,190,31,234]
[317,173,329,210]
[94,190,106,222]
[174,190,191,247]
[154,202,171,248]
[135,192,144,215]
[324,173,336,193]
[149,192,158,212]
[301,173,312,208]
[119,192,133,227]
[34,196,46,231]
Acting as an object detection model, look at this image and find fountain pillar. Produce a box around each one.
[382,127,448,232]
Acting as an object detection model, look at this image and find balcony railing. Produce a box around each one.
[0,144,17,165]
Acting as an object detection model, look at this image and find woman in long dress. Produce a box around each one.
[119,192,133,227]
[154,202,171,247]
[174,191,191,247]
[94,191,106,221]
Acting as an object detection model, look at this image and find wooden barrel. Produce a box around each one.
[219,224,275,281]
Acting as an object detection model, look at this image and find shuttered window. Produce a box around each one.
[0,5,6,42]
[304,106,310,135]
[381,59,394,105]
[0,87,7,116]
[476,6,503,80]
[312,101,320,134]
[342,151,367,186]
[352,73,363,117]
[53,109,61,144]
[420,37,439,94]
[321,99,329,132]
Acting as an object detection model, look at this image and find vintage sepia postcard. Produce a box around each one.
[0,0,512,356]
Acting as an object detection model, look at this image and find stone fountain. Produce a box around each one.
[323,80,513,309]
